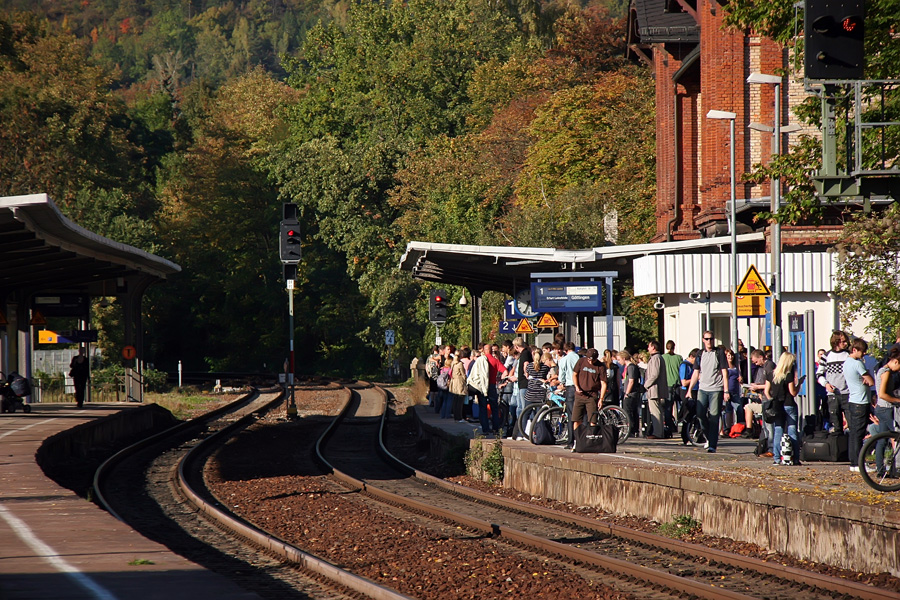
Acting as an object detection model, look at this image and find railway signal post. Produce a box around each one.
[281,203,301,417]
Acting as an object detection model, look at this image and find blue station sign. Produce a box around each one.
[531,281,603,312]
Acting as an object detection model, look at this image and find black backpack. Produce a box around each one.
[531,419,555,445]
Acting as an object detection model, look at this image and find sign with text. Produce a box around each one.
[531,282,602,312]
[736,295,767,318]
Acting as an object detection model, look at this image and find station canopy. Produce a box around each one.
[398,234,764,294]
[0,194,180,296]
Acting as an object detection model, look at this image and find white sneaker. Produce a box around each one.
[849,466,859,472]
[703,441,709,449]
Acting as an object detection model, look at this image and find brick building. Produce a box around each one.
[626,0,843,248]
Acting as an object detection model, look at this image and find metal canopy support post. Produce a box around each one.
[470,292,482,349]
[605,276,614,352]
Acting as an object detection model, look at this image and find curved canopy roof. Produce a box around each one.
[398,233,765,294]
[0,194,180,296]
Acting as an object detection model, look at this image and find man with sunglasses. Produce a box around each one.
[686,331,729,453]
[815,331,851,434]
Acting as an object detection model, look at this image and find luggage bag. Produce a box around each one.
[801,430,848,462]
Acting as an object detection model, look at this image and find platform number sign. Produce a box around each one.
[385,329,395,346]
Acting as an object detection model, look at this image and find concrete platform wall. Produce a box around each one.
[480,441,900,576]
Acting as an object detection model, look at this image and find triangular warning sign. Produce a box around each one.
[30,309,47,325]
[735,265,771,296]
[536,313,559,328]
[515,318,535,334]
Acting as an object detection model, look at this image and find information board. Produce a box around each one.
[531,282,602,312]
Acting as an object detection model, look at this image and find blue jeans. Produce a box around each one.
[848,402,870,467]
[773,405,799,463]
[440,390,453,419]
[696,389,722,450]
[477,384,500,434]
[874,405,896,473]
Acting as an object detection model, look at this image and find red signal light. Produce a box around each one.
[435,296,444,303]
[842,16,860,32]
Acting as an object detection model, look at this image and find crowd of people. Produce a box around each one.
[421,326,900,470]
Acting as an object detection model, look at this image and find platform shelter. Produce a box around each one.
[0,193,180,402]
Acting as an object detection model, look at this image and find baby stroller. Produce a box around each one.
[0,372,32,413]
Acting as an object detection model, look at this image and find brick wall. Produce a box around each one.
[649,0,811,242]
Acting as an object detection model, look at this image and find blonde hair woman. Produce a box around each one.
[764,351,800,466]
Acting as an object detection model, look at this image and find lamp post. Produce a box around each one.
[747,72,785,362]
[707,109,738,353]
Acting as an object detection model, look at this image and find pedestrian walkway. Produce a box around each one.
[414,403,900,576]
[0,404,260,600]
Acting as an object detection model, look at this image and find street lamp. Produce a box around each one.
[707,109,738,353]
[747,72,784,361]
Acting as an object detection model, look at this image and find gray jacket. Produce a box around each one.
[644,352,669,400]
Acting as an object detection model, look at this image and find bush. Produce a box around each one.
[656,514,702,538]
[464,439,504,484]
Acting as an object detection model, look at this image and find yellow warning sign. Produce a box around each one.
[736,295,767,318]
[535,313,559,328]
[514,318,535,334]
[735,265,771,296]
[0,309,7,326]
[30,309,47,325]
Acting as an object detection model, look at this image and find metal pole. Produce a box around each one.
[772,82,783,362]
[605,276,614,351]
[287,283,296,417]
[730,118,738,353]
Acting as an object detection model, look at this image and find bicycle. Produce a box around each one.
[597,404,631,444]
[527,385,569,445]
[858,430,900,492]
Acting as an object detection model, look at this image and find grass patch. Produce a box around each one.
[656,514,702,538]
[128,558,155,566]
[144,390,236,420]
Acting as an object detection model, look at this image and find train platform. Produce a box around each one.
[0,403,260,600]
[412,403,900,576]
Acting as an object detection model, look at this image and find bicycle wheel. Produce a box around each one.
[598,405,631,444]
[858,431,900,492]
[517,402,544,441]
[533,406,568,445]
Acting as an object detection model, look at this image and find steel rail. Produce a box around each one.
[176,383,414,600]
[373,387,899,600]
[317,386,757,600]
[93,388,265,522]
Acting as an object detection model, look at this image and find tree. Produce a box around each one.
[0,14,146,206]
[833,203,900,350]
[511,70,656,247]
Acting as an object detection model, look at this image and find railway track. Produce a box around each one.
[91,381,899,599]
[93,384,410,600]
[309,385,897,600]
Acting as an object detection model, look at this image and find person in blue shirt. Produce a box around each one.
[844,338,875,472]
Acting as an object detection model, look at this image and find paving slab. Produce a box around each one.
[0,403,260,600]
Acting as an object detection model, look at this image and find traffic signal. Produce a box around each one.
[429,289,448,324]
[804,0,865,80]
[279,203,301,263]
